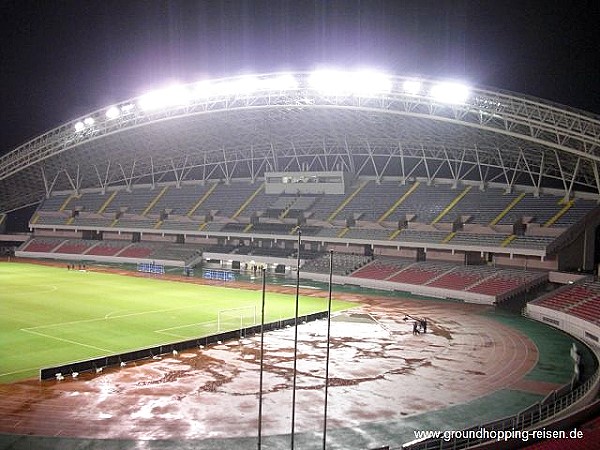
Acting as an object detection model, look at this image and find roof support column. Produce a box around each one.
[536,152,545,195]
[554,150,568,197]
[41,166,61,198]
[399,142,406,185]
[64,165,82,194]
[444,147,457,187]
[566,157,581,201]
[118,160,136,192]
[150,156,155,190]
[93,160,112,195]
[474,145,485,190]
[509,152,522,194]
[344,137,356,175]
[519,148,538,196]
[421,145,432,185]
[592,161,600,199]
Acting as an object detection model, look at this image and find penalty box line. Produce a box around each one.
[0,366,44,379]
[20,328,113,353]
[154,320,218,339]
[23,305,198,331]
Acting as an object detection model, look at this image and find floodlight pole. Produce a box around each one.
[322,250,334,449]
[258,267,266,450]
[290,230,301,449]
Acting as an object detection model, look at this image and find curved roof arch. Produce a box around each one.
[1,71,599,213]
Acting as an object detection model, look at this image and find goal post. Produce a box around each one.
[217,305,257,332]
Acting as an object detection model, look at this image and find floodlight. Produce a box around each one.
[430,82,470,104]
[83,117,95,126]
[105,106,120,119]
[308,70,350,95]
[139,90,163,110]
[351,70,393,96]
[231,76,261,95]
[268,73,299,91]
[74,121,85,132]
[121,103,135,113]
[165,84,192,106]
[403,80,422,95]
[192,80,214,99]
[138,84,191,111]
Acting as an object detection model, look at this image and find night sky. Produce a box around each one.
[1,0,599,156]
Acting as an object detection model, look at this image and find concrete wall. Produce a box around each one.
[35,229,81,239]
[548,272,589,284]
[494,254,559,270]
[558,231,586,272]
[103,231,132,241]
[426,249,464,262]
[526,304,600,348]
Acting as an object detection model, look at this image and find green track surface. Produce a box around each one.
[0,262,355,383]
[483,310,596,384]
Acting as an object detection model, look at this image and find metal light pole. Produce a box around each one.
[290,230,301,449]
[258,267,266,449]
[322,250,333,449]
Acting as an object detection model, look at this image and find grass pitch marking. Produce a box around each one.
[153,320,218,339]
[7,284,59,296]
[23,305,200,331]
[20,328,113,353]
[0,366,45,379]
[281,284,321,290]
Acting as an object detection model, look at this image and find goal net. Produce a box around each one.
[217,305,257,332]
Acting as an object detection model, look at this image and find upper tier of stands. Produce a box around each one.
[146,184,203,216]
[386,182,466,223]
[33,179,598,252]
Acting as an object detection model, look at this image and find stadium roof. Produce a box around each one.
[1,70,600,214]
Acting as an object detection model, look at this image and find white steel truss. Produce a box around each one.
[1,72,599,213]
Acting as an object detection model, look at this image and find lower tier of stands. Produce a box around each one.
[531,281,600,326]
[18,237,548,303]
[349,257,544,299]
[18,238,204,266]
[300,253,372,276]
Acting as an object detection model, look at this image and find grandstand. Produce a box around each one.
[1,70,600,449]
[2,71,598,309]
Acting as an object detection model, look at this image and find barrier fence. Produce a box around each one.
[137,261,165,274]
[203,269,235,281]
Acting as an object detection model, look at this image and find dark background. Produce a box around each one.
[1,0,599,155]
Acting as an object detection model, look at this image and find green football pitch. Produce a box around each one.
[0,262,356,383]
